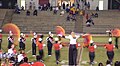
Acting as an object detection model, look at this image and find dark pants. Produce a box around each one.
[55,50,60,61]
[107,51,114,63]
[32,44,36,55]
[47,43,53,55]
[8,43,13,49]
[19,43,25,50]
[0,39,2,50]
[89,52,95,63]
[69,44,77,65]
[39,49,43,59]
[115,37,119,49]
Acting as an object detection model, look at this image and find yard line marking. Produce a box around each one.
[26,49,32,53]
[77,43,84,66]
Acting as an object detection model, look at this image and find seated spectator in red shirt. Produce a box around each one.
[20,57,31,66]
[32,55,45,66]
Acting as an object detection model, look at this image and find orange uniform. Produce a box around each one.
[105,44,114,51]
[32,61,44,66]
[20,63,31,66]
[38,43,43,50]
[53,43,60,50]
[88,46,95,52]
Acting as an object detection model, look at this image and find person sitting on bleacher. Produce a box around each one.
[33,9,38,16]
[91,12,98,18]
[86,18,94,27]
[15,5,21,14]
[26,10,30,16]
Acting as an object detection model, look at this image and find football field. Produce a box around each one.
[1,35,120,66]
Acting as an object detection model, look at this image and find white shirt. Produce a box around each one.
[65,35,80,45]
[8,48,14,54]
[18,54,24,62]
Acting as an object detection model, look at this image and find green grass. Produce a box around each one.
[1,35,120,66]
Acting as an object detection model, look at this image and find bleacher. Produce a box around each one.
[83,10,120,34]
[12,10,75,33]
[0,9,8,27]
[3,9,120,34]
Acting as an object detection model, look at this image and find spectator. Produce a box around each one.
[96,6,99,11]
[50,6,53,11]
[87,2,90,10]
[91,12,98,18]
[114,61,120,66]
[20,57,31,66]
[17,51,25,65]
[106,60,111,66]
[47,2,50,10]
[38,5,42,11]
[86,13,89,20]
[7,44,15,59]
[95,13,98,17]
[53,7,58,15]
[15,5,21,14]
[98,62,104,66]
[60,11,64,16]
[86,18,94,27]
[66,14,71,21]
[33,9,38,16]
[21,6,24,11]
[32,55,45,66]
[62,3,65,10]
[26,10,30,16]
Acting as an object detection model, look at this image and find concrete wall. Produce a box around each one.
[17,0,108,10]
[17,0,39,10]
[86,0,108,10]
[49,0,58,6]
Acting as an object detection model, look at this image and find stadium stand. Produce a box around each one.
[83,10,120,34]
[12,10,75,33]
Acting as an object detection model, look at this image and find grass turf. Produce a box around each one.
[1,35,120,66]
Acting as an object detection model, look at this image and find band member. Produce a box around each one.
[31,34,37,56]
[105,38,115,64]
[19,33,26,50]
[8,31,14,49]
[46,32,54,56]
[88,40,97,64]
[0,32,2,50]
[38,38,44,60]
[64,32,80,65]
[53,38,62,64]
[115,37,119,49]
